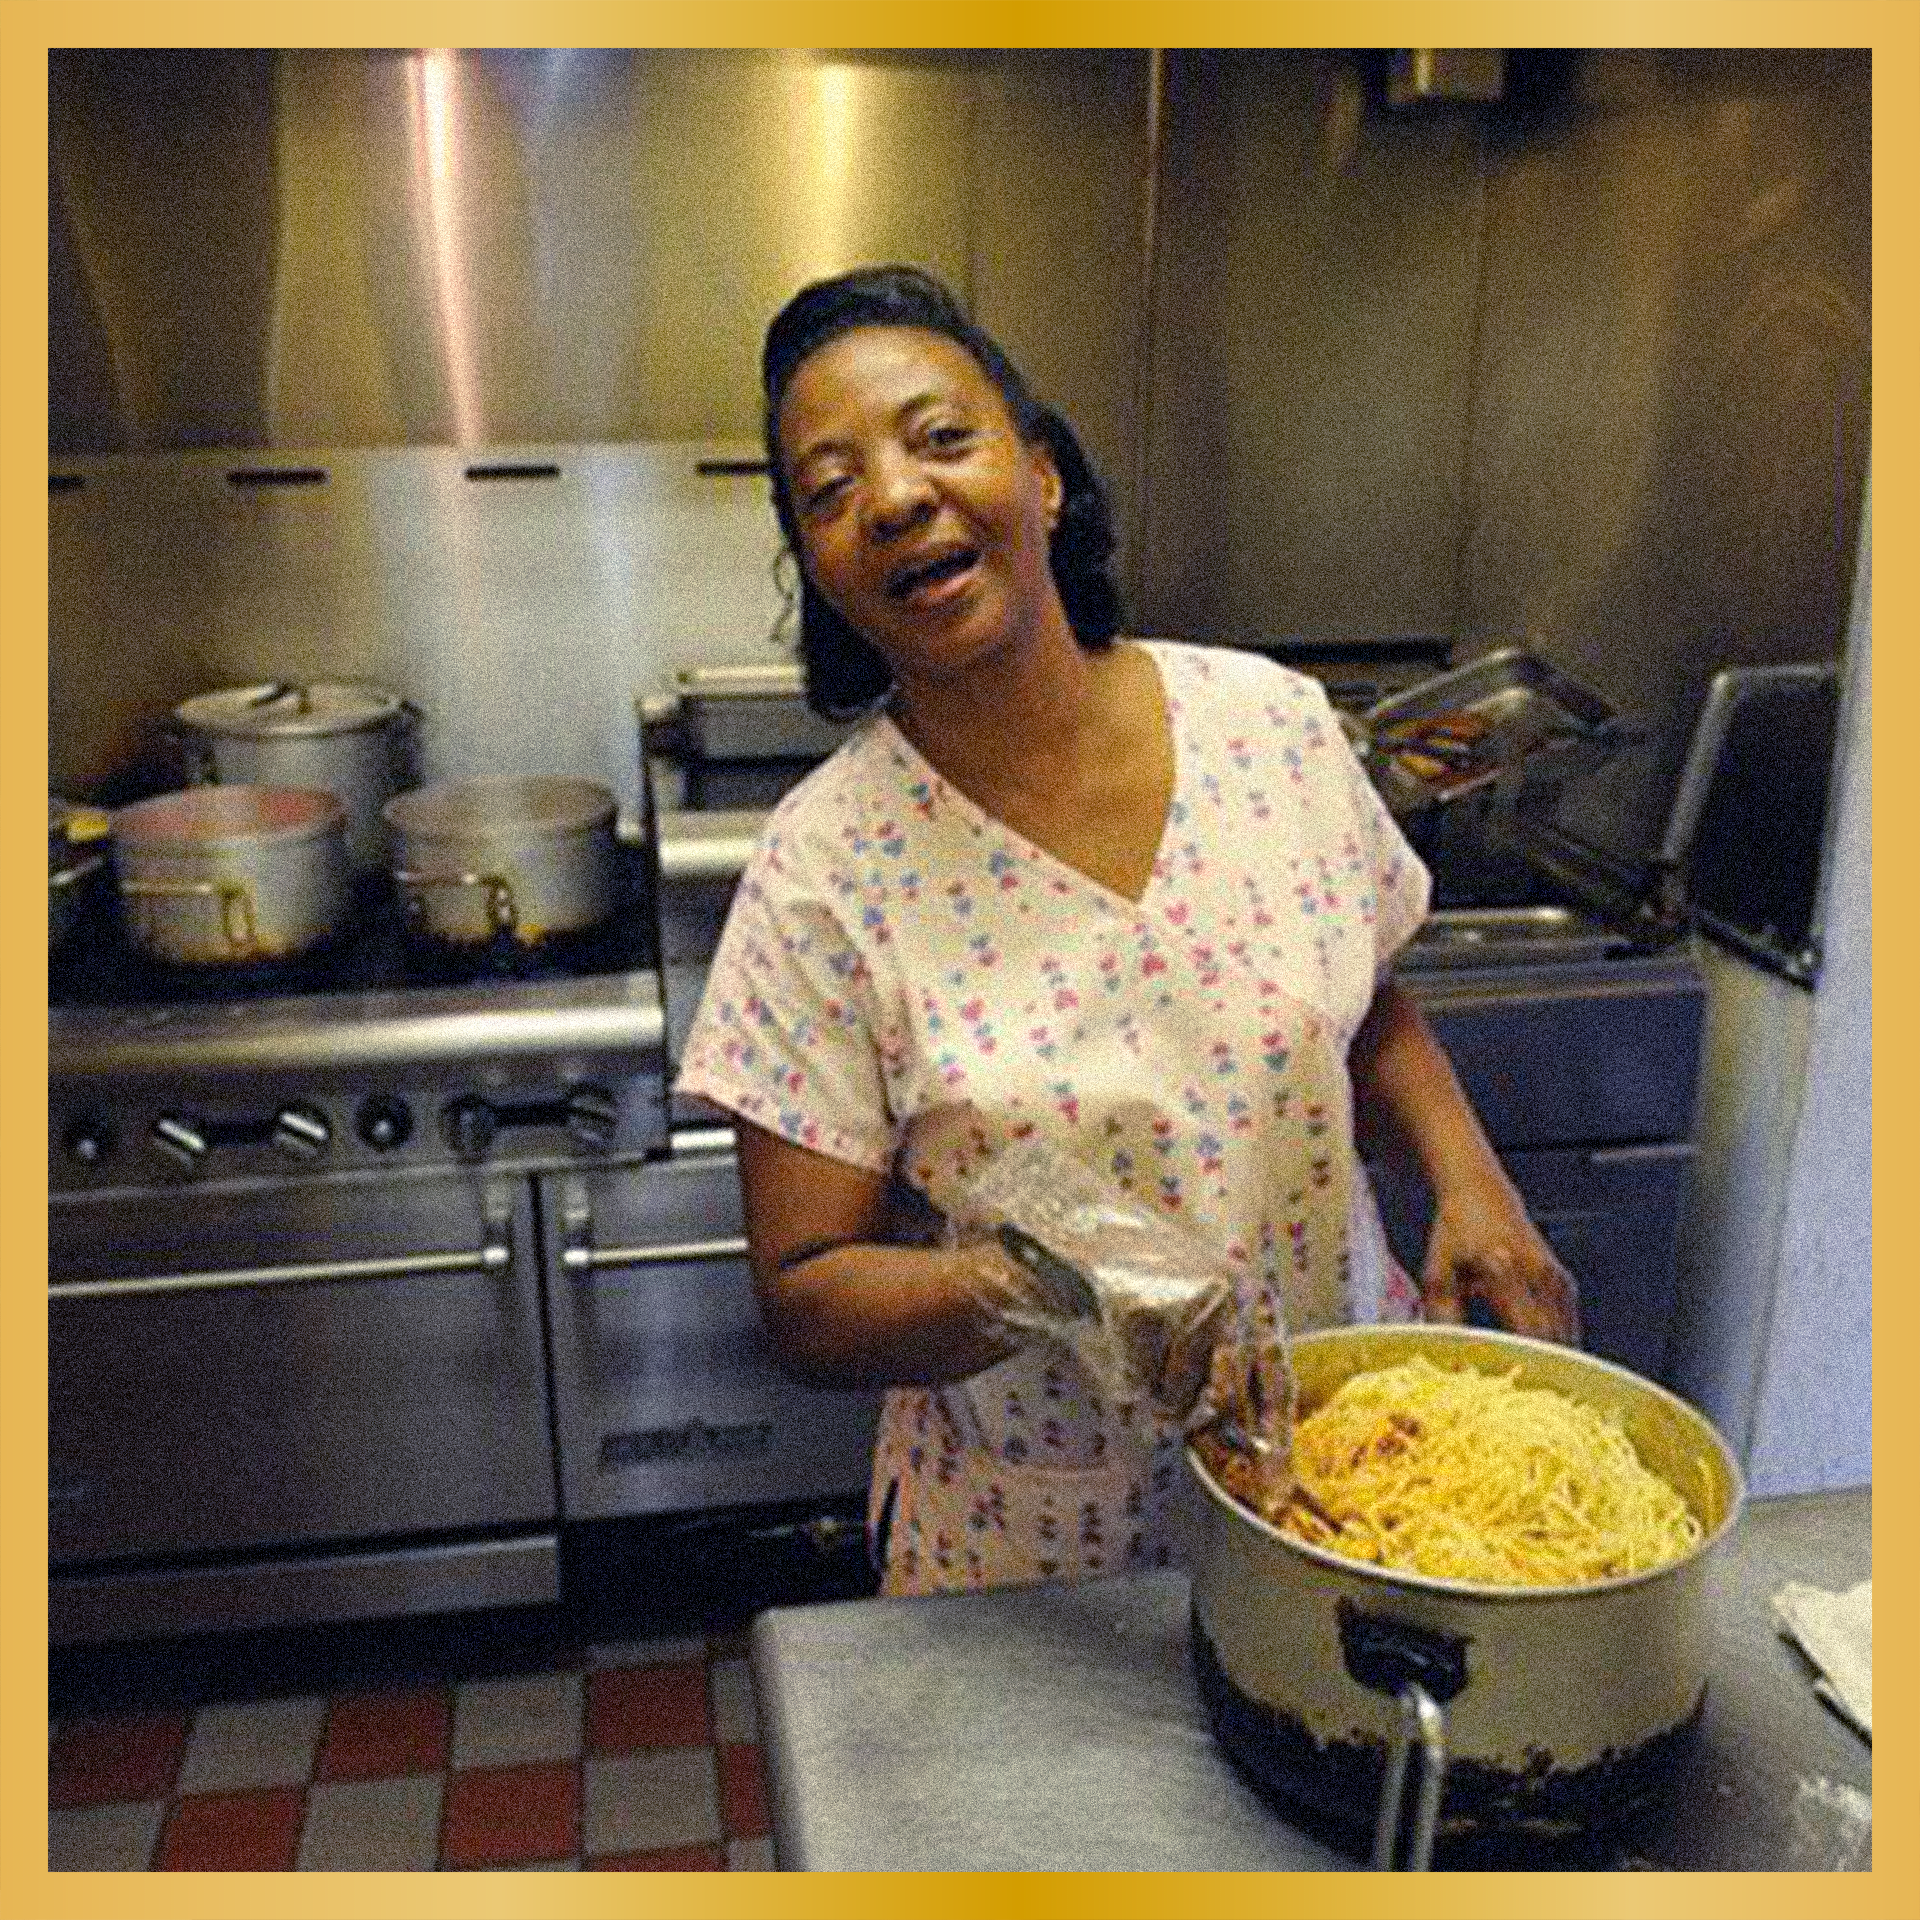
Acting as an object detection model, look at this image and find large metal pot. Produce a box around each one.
[1185,1324,1743,1865]
[383,776,621,949]
[173,680,418,873]
[112,786,353,966]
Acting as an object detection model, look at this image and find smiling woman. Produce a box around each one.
[675,264,1580,1599]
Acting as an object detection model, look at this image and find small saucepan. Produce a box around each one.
[112,786,353,967]
[383,776,621,950]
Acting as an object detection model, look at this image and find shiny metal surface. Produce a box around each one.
[657,808,775,882]
[543,1148,883,1522]
[48,49,1866,887]
[49,969,663,1080]
[48,443,792,812]
[1136,49,1868,869]
[1459,51,1869,861]
[50,1172,555,1568]
[50,49,1145,481]
[49,1222,513,1300]
[51,1533,561,1645]
[1400,906,1632,969]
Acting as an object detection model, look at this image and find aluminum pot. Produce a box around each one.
[383,776,620,949]
[173,680,418,873]
[112,786,353,966]
[1184,1324,1743,1864]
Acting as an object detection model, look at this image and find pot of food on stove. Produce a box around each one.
[111,785,353,967]
[383,775,621,950]
[1185,1322,1743,1868]
[172,680,419,874]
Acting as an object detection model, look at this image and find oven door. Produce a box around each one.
[50,1167,557,1631]
[542,1138,883,1521]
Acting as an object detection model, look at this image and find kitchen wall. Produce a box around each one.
[1665,478,1871,1494]
[48,47,1151,800]
[49,46,1868,879]
[1141,48,1869,865]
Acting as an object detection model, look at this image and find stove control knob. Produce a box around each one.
[152,1114,210,1168]
[356,1097,414,1153]
[62,1117,116,1166]
[441,1096,497,1161]
[272,1104,332,1160]
[563,1084,621,1152]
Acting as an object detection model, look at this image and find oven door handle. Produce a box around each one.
[49,1215,515,1301]
[558,1178,750,1274]
[561,1235,750,1274]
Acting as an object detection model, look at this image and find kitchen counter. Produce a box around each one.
[750,1487,1870,1871]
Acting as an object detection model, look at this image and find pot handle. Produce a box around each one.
[118,877,259,957]
[1337,1601,1468,1872]
[394,868,518,936]
[162,719,219,786]
[1372,1682,1448,1872]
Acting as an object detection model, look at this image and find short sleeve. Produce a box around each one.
[674,853,896,1173]
[1313,680,1432,971]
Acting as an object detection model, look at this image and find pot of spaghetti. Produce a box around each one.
[1185,1323,1743,1863]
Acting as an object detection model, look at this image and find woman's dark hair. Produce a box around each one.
[761,264,1123,719]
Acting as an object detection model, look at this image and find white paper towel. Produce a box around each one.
[1774,1578,1872,1738]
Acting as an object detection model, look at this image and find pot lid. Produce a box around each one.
[174,680,407,740]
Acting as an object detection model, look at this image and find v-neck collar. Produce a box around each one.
[874,641,1182,916]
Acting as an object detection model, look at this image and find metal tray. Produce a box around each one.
[670,664,858,762]
[1396,906,1634,971]
[1355,648,1626,819]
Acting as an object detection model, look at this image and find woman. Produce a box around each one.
[678,265,1577,1595]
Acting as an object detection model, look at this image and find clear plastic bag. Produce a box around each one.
[945,1132,1245,1427]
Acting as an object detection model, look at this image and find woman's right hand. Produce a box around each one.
[735,1119,1028,1388]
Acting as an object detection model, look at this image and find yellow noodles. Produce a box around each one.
[1268,1358,1702,1585]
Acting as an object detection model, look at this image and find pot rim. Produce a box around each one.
[1187,1322,1746,1604]
[113,784,348,850]
[383,775,617,839]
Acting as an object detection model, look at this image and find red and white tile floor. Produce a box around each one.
[49,1630,775,1872]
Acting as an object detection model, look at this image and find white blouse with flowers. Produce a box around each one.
[677,641,1431,1592]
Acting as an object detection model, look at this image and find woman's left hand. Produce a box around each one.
[1419,1175,1581,1344]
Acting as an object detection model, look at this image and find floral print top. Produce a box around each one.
[676,642,1431,1591]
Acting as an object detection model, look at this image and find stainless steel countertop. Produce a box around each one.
[750,1487,1870,1872]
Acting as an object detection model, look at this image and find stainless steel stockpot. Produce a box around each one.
[383,776,620,949]
[173,680,418,873]
[1184,1323,1744,1864]
[111,785,353,966]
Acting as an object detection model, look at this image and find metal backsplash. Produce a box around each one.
[47,444,793,819]
[1140,48,1870,863]
[50,48,1869,874]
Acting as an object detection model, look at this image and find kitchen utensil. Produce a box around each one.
[112,785,352,966]
[1185,1322,1743,1865]
[384,776,622,949]
[173,679,419,872]
[1352,648,1634,821]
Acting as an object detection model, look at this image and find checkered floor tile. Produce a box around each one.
[49,1632,775,1872]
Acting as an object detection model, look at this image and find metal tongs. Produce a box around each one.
[1188,1299,1299,1519]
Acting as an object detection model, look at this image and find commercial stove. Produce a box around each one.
[48,840,882,1645]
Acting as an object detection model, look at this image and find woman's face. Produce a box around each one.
[776,326,1067,688]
